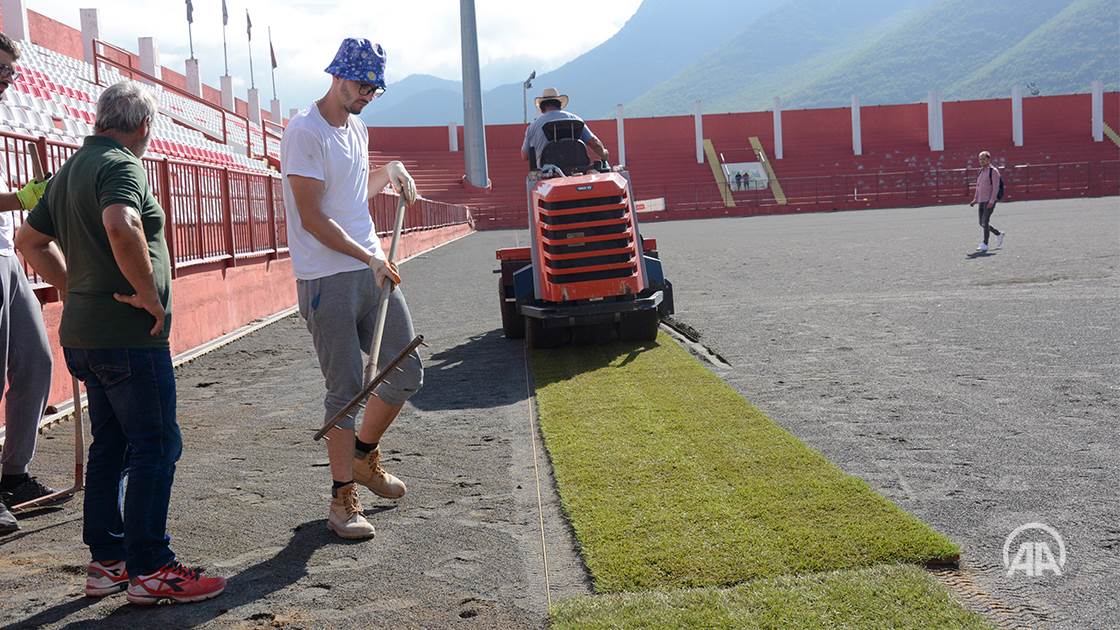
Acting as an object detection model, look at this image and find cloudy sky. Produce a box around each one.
[27,0,643,108]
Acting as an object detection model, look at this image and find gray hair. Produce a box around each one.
[978,150,991,159]
[94,81,158,133]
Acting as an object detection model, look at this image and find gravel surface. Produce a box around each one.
[0,230,590,629]
[639,197,1119,630]
[2,197,1116,629]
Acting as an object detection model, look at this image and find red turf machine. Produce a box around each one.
[496,119,673,348]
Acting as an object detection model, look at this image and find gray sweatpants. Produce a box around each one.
[0,254,53,475]
[297,268,423,430]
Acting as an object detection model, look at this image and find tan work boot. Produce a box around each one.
[353,447,407,499]
[327,484,376,540]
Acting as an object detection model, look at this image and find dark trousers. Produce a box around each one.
[978,202,1001,245]
[64,347,180,577]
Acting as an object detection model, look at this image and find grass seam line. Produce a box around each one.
[524,339,553,610]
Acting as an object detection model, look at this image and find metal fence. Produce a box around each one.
[1,130,473,295]
[636,160,1120,215]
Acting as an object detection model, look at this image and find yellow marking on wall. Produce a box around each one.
[703,139,735,207]
[749,137,786,205]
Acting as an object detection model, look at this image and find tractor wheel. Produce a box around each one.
[527,317,567,349]
[499,281,524,339]
[618,310,660,342]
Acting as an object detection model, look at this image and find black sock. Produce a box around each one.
[0,474,29,490]
[331,480,353,496]
[355,439,378,456]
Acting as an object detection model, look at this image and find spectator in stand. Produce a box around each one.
[0,32,60,537]
[16,81,226,604]
[743,171,751,190]
[521,87,609,168]
[282,38,423,541]
[968,150,1004,253]
[734,172,742,191]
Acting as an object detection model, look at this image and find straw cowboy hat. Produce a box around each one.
[534,87,569,109]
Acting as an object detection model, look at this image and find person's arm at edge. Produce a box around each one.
[989,167,1001,205]
[0,192,22,211]
[102,203,165,336]
[14,223,68,293]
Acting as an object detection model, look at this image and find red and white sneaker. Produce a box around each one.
[125,561,226,605]
[85,560,128,596]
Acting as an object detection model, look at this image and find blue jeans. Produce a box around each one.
[64,347,181,577]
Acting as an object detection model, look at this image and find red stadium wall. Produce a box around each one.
[0,9,257,118]
[2,222,471,426]
[367,90,1118,229]
[27,11,84,60]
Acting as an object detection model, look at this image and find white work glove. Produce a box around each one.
[386,160,417,205]
[368,254,401,289]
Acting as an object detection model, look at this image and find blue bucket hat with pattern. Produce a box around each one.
[324,38,386,87]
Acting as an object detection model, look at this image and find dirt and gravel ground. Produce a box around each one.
[0,231,591,629]
[1,196,1116,629]
[646,197,1119,630]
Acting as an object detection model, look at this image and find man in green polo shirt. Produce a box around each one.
[16,81,225,605]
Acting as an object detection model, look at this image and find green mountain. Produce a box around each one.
[626,0,935,115]
[946,0,1120,99]
[628,0,1118,115]
[781,0,1082,107]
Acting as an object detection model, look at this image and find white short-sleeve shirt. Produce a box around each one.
[0,171,14,257]
[281,104,384,280]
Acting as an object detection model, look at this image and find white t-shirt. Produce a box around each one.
[0,173,14,257]
[281,104,384,280]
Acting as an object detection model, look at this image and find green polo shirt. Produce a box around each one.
[26,135,172,349]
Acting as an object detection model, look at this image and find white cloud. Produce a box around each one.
[24,0,641,111]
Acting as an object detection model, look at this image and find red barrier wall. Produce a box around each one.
[27,11,84,60]
[944,98,1011,147]
[1024,93,1091,141]
[5,222,473,424]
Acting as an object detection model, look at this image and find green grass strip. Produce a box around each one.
[551,564,992,629]
[532,333,959,593]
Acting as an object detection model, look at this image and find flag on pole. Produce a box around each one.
[185,0,194,24]
[222,0,228,26]
[246,10,252,40]
[270,39,277,69]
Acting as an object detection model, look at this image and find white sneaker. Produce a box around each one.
[327,484,376,540]
[995,233,1004,248]
[976,242,989,252]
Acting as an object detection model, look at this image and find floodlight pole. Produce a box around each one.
[522,70,535,125]
[460,0,490,188]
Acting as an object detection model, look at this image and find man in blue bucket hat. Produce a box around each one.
[281,38,423,540]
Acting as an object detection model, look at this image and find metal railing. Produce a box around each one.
[633,160,1120,215]
[1,130,474,298]
[92,40,279,160]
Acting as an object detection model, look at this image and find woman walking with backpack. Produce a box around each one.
[969,150,1005,253]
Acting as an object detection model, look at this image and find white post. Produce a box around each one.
[80,8,100,64]
[773,96,783,160]
[928,90,943,152]
[1,0,29,41]
[185,58,202,97]
[220,75,234,111]
[616,103,626,167]
[247,87,261,125]
[1011,85,1024,147]
[936,91,945,151]
[1091,80,1104,142]
[448,122,459,152]
[851,95,862,156]
[138,37,161,80]
[694,100,704,164]
[270,98,281,123]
